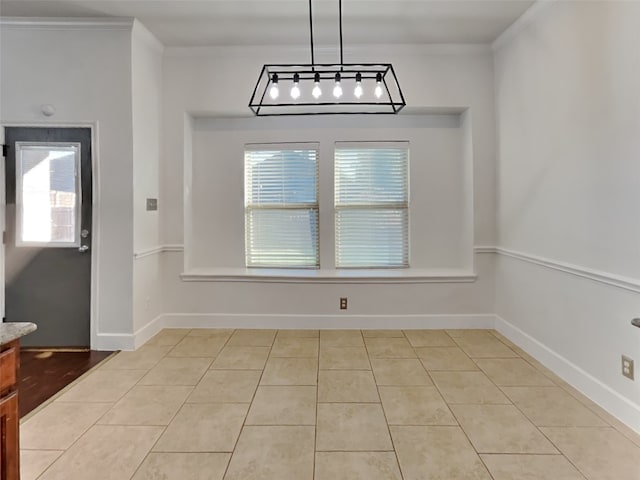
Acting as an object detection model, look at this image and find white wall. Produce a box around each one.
[132,20,163,253]
[0,20,135,348]
[131,20,165,336]
[159,45,497,323]
[494,1,640,432]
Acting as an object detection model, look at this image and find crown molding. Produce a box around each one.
[164,43,491,58]
[0,16,135,30]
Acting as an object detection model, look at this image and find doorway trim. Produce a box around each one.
[1,121,100,349]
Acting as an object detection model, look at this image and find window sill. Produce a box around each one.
[180,268,477,284]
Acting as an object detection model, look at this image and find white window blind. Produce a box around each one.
[245,144,319,268]
[335,142,409,268]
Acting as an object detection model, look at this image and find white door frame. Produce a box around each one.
[0,122,100,349]
[0,126,5,320]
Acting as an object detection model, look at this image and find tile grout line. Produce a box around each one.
[126,328,205,480]
[462,335,591,479]
[411,331,498,479]
[38,335,200,478]
[129,328,234,479]
[490,329,640,448]
[366,329,405,480]
[313,331,320,480]
[438,330,506,480]
[491,354,594,480]
[221,329,276,480]
[530,428,590,480]
[488,329,634,479]
[33,330,193,480]
[21,350,119,424]
[444,330,519,478]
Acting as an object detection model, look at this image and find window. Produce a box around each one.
[16,142,81,247]
[335,142,409,268]
[245,144,319,268]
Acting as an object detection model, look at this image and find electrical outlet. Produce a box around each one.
[622,355,634,380]
[340,297,348,310]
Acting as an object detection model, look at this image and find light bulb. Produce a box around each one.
[354,72,363,99]
[269,73,279,100]
[290,73,300,100]
[312,72,322,99]
[333,72,342,99]
[374,72,383,99]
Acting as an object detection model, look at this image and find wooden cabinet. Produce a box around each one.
[0,340,20,480]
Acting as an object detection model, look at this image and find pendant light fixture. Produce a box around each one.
[249,0,406,116]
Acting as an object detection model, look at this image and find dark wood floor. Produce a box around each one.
[19,349,114,417]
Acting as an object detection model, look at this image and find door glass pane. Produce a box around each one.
[16,143,80,246]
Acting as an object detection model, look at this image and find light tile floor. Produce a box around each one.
[21,328,640,480]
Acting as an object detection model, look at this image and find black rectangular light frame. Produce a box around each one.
[249,63,406,116]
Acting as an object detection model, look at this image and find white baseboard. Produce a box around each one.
[94,314,165,351]
[93,313,493,350]
[495,315,640,435]
[96,313,494,349]
[133,314,166,349]
[161,313,496,330]
[94,332,135,351]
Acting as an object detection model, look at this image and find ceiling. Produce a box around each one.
[0,0,535,47]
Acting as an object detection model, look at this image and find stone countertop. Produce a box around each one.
[0,322,37,345]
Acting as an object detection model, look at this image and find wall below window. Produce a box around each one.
[161,248,496,327]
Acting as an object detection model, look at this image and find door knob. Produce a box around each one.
[632,318,640,328]
[78,245,89,253]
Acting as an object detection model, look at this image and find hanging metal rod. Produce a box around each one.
[308,0,345,67]
[248,0,406,115]
[308,0,315,65]
[339,0,344,67]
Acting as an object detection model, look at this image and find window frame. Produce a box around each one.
[15,141,82,248]
[244,142,320,269]
[334,141,410,269]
